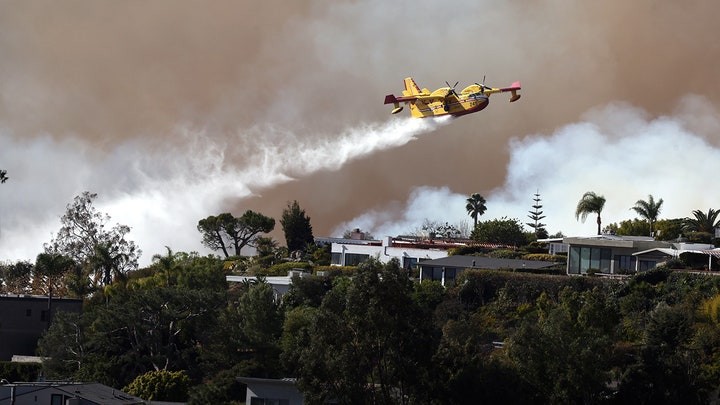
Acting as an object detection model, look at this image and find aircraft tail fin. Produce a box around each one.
[403,77,423,96]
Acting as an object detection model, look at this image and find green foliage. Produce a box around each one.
[447,245,493,256]
[283,259,437,403]
[256,261,312,276]
[471,217,529,247]
[455,270,608,310]
[521,253,566,263]
[605,218,651,237]
[45,191,140,287]
[654,218,685,240]
[280,200,314,253]
[507,287,619,404]
[575,191,606,235]
[282,275,333,309]
[0,260,33,294]
[487,248,523,259]
[466,193,487,228]
[30,243,720,404]
[186,368,245,405]
[123,369,190,402]
[197,211,275,257]
[0,362,42,382]
[313,265,356,277]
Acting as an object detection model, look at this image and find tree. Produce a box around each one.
[575,191,606,235]
[45,192,140,287]
[280,200,314,253]
[284,259,436,403]
[0,260,33,294]
[123,370,190,402]
[631,195,664,236]
[34,252,74,300]
[0,170,8,184]
[151,246,179,287]
[466,193,487,228]
[684,208,720,234]
[605,219,651,237]
[197,211,275,257]
[508,288,619,404]
[527,191,547,238]
[471,217,528,247]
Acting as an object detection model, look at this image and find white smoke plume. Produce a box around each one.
[337,96,720,238]
[0,116,450,265]
[2,1,720,267]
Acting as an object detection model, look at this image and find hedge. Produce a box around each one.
[0,362,42,382]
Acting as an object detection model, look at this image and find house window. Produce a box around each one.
[344,253,370,266]
[638,260,657,272]
[331,252,342,265]
[615,255,636,272]
[568,246,611,274]
[51,394,64,405]
[420,267,443,281]
[402,257,418,270]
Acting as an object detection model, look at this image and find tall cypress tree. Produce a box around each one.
[280,200,314,253]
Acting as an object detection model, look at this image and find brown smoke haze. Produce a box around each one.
[2,1,720,263]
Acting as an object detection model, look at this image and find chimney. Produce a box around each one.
[350,228,364,240]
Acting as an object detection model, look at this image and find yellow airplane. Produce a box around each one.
[384,77,521,118]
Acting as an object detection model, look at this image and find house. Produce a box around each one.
[318,235,474,270]
[0,382,144,405]
[417,255,558,286]
[226,270,309,300]
[564,235,672,275]
[237,377,304,405]
[633,243,720,270]
[562,233,720,275]
[0,295,83,361]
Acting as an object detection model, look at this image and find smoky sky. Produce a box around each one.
[1,1,720,264]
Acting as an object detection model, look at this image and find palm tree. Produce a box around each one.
[575,191,606,235]
[631,195,664,236]
[465,193,487,228]
[684,208,720,234]
[152,246,179,287]
[91,242,130,287]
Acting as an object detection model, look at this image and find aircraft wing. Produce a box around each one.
[384,93,447,104]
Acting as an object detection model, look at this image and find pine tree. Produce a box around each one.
[527,191,547,238]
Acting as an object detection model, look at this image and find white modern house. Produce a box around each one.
[564,234,720,275]
[317,235,473,270]
[226,270,309,300]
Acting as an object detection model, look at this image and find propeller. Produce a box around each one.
[445,81,459,97]
[475,76,489,93]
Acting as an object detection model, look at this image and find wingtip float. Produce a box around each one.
[384,77,521,118]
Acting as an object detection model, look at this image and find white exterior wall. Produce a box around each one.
[332,237,450,266]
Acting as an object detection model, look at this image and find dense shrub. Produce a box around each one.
[257,261,313,276]
[448,245,494,256]
[123,370,191,402]
[521,253,566,263]
[488,249,524,259]
[454,270,609,310]
[313,265,356,277]
[0,362,42,382]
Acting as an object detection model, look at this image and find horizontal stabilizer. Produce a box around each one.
[384,94,397,105]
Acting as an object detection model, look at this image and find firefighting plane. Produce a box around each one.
[384,77,521,118]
